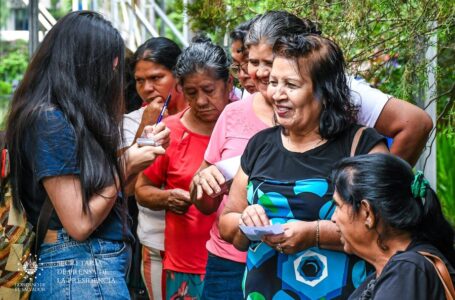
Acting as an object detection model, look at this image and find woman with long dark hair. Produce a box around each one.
[6,11,138,299]
[332,153,455,299]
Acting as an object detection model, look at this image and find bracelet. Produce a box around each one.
[315,220,320,248]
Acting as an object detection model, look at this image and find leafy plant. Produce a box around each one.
[437,132,455,224]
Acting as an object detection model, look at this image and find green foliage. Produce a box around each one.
[48,0,72,20]
[0,40,28,130]
[0,1,10,29]
[437,132,455,224]
[0,49,28,82]
[181,0,454,101]
[181,0,455,219]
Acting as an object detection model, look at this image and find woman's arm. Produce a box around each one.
[220,168,267,251]
[133,101,164,145]
[121,122,170,196]
[43,175,118,242]
[374,98,432,166]
[190,161,225,215]
[135,171,191,214]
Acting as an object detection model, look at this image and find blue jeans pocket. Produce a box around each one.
[31,230,131,300]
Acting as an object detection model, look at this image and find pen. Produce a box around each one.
[156,94,171,124]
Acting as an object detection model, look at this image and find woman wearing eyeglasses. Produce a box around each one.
[229,18,259,98]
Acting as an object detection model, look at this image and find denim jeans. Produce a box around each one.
[201,252,246,300]
[30,229,131,300]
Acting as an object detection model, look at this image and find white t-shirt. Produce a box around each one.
[241,89,252,100]
[348,75,392,127]
[122,107,144,148]
[122,107,165,251]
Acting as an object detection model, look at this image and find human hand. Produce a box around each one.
[124,143,165,176]
[143,101,166,125]
[192,165,227,200]
[143,122,170,149]
[262,221,316,254]
[167,188,191,214]
[239,204,270,227]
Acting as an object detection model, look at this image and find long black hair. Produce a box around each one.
[6,11,125,212]
[132,37,182,72]
[332,153,455,267]
[273,34,358,139]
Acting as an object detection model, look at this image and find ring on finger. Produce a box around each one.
[276,243,283,253]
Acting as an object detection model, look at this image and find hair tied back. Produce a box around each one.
[411,171,429,205]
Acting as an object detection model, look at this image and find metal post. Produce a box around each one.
[73,0,79,11]
[415,21,437,189]
[424,21,438,188]
[183,0,190,43]
[159,0,166,36]
[28,0,39,59]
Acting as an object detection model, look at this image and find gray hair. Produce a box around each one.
[174,36,230,85]
[245,11,321,48]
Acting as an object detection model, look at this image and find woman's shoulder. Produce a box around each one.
[390,250,434,269]
[32,106,72,134]
[249,126,280,143]
[369,244,450,299]
[333,124,385,155]
[397,241,455,276]
[243,126,279,155]
[387,244,441,276]
[222,94,254,114]
[163,110,186,129]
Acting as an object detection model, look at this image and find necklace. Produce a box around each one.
[286,134,325,153]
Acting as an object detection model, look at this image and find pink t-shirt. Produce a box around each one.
[204,93,268,263]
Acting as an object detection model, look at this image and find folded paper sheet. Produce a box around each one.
[214,155,241,181]
[239,224,284,241]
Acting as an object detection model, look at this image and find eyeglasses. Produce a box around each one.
[229,62,249,78]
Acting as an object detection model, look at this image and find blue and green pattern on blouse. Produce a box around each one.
[240,125,385,300]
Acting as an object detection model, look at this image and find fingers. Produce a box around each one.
[169,200,191,214]
[195,166,226,197]
[124,144,165,175]
[151,122,166,135]
[136,144,165,155]
[241,204,269,227]
[263,233,285,244]
[151,124,170,148]
[196,184,203,200]
[141,102,163,126]
[168,189,192,214]
[171,188,191,202]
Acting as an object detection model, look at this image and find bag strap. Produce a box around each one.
[418,251,455,300]
[0,137,54,256]
[34,197,54,256]
[350,127,366,157]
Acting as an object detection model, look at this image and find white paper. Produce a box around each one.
[214,155,241,181]
[239,224,284,241]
